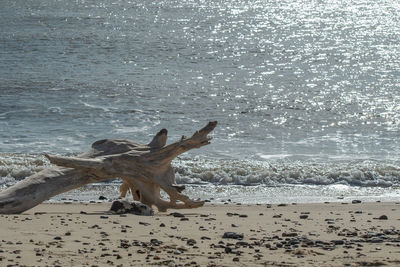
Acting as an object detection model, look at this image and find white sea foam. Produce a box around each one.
[173,157,400,187]
[1,153,399,203]
[0,154,50,189]
[1,154,399,188]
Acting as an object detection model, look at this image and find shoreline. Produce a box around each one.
[46,183,400,205]
[1,202,400,266]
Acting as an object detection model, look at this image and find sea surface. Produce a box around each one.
[1,0,400,204]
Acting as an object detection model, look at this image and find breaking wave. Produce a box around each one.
[1,153,399,188]
[173,157,400,187]
[0,154,50,188]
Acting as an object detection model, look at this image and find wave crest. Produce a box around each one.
[1,154,399,188]
[174,157,400,187]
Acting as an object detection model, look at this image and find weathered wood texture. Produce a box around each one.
[0,121,217,214]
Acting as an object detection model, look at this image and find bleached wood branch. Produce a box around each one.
[0,121,217,213]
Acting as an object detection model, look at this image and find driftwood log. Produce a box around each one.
[0,121,217,214]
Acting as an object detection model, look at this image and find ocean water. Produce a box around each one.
[1,0,400,203]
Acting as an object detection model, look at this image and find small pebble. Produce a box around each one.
[378,215,388,220]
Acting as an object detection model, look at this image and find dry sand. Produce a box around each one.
[1,201,400,266]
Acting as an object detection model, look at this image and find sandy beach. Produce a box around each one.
[1,201,400,267]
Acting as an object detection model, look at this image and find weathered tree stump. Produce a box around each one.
[0,121,217,214]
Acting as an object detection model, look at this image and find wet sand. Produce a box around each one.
[1,201,400,266]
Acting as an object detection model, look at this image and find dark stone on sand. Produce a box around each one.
[239,214,248,218]
[110,200,153,216]
[383,229,396,235]
[282,232,298,237]
[120,240,130,249]
[80,211,87,214]
[139,221,150,226]
[223,232,244,240]
[332,240,345,245]
[233,257,239,262]
[300,215,308,219]
[169,212,185,218]
[236,241,249,247]
[100,216,109,219]
[352,200,362,204]
[54,236,62,240]
[159,223,165,227]
[278,204,287,207]
[225,246,232,253]
[99,196,107,200]
[180,218,189,221]
[65,232,71,236]
[187,239,197,246]
[150,239,163,246]
[378,215,388,220]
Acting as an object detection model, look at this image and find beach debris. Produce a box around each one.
[282,232,298,237]
[2,203,400,267]
[223,232,244,240]
[109,200,153,216]
[0,121,217,214]
[169,212,185,218]
[186,239,197,246]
